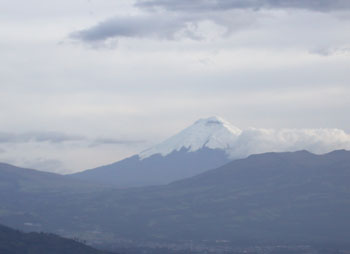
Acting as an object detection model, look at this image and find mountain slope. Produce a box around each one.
[0,162,107,193]
[0,162,112,233]
[2,150,350,246]
[70,147,230,187]
[0,224,113,254]
[70,116,239,187]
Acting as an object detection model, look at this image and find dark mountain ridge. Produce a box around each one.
[0,150,350,247]
[0,224,113,254]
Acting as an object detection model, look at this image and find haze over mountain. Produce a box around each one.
[1,149,350,249]
[71,116,350,187]
[0,162,109,194]
[1,0,350,253]
[70,117,236,187]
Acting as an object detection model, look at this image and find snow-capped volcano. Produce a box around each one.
[139,116,241,159]
[70,116,350,187]
[71,116,236,187]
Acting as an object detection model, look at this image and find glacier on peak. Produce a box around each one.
[139,116,241,159]
[138,116,350,161]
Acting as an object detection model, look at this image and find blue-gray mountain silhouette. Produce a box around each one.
[1,150,350,246]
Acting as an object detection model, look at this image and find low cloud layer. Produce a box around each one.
[90,137,146,147]
[0,130,148,173]
[0,131,143,146]
[0,131,84,143]
[227,128,350,159]
[1,126,349,173]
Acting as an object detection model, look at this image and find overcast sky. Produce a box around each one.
[1,0,350,173]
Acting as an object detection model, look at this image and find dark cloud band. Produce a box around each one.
[70,14,202,42]
[70,0,350,44]
[137,0,350,12]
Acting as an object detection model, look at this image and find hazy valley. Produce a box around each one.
[1,119,350,253]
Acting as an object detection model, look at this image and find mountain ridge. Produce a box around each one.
[0,162,108,193]
[2,150,350,246]
[0,224,113,254]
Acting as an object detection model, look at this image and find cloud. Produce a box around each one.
[0,131,146,148]
[0,134,149,173]
[69,10,257,44]
[136,0,350,12]
[70,14,197,43]
[90,137,146,147]
[227,128,350,159]
[70,0,350,45]
[0,131,84,144]
[309,45,350,56]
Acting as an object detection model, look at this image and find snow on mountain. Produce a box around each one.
[70,116,350,188]
[139,116,350,160]
[139,116,242,159]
